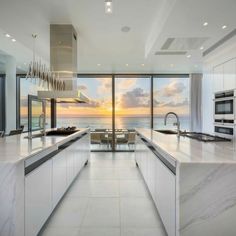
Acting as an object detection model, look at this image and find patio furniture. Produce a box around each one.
[90,132,101,144]
[127,132,136,149]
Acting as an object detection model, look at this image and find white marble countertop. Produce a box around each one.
[0,128,90,163]
[136,128,236,163]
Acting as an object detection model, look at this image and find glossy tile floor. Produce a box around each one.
[40,152,167,236]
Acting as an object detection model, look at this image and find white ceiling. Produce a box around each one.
[0,0,235,74]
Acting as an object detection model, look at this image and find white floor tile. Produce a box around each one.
[79,228,120,236]
[117,167,142,180]
[82,198,120,227]
[119,180,150,198]
[78,167,119,180]
[121,227,167,236]
[68,180,119,197]
[120,198,163,228]
[46,197,89,228]
[40,227,80,236]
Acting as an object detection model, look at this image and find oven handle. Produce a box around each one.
[213,97,235,102]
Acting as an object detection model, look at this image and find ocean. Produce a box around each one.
[56,116,190,131]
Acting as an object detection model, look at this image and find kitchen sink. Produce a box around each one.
[155,130,177,135]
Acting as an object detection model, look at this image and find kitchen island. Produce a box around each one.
[0,128,90,236]
[135,128,236,236]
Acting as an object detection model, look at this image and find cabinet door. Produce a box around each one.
[147,151,156,198]
[213,64,224,93]
[66,148,75,187]
[224,59,236,91]
[52,151,67,208]
[155,157,176,236]
[25,160,52,236]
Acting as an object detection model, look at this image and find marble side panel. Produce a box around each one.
[0,161,24,236]
[177,163,236,236]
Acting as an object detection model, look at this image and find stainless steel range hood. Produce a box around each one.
[38,24,88,103]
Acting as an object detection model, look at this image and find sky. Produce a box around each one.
[20,76,190,118]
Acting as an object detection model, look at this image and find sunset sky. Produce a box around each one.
[20,76,190,118]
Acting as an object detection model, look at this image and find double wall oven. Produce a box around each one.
[214,90,235,139]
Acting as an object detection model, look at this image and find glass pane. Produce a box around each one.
[153,77,190,131]
[20,78,50,131]
[57,76,112,151]
[115,76,151,151]
[31,100,43,131]
[0,76,4,131]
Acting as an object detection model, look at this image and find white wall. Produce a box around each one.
[202,37,236,134]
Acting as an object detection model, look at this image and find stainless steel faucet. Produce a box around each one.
[164,112,180,136]
[39,112,46,136]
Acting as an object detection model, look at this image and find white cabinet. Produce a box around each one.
[213,64,224,93]
[135,135,176,236]
[213,59,236,93]
[224,59,236,91]
[155,157,176,236]
[25,160,52,236]
[52,150,67,208]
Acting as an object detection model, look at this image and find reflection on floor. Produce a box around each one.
[40,152,167,236]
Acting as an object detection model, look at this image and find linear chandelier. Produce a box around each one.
[26,34,66,91]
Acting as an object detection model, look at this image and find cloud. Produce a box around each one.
[78,85,87,91]
[120,88,150,108]
[96,78,112,95]
[117,79,137,90]
[155,98,189,108]
[161,81,186,97]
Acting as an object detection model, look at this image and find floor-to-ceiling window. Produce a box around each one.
[0,75,5,132]
[57,76,112,151]
[19,77,51,131]
[153,75,190,131]
[115,76,151,150]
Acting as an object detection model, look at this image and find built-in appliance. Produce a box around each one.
[46,127,79,136]
[214,124,234,140]
[214,90,235,121]
[181,132,231,142]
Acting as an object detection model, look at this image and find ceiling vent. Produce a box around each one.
[161,37,209,50]
[155,51,187,56]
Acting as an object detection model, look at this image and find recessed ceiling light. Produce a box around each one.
[200,46,204,50]
[186,54,191,58]
[170,64,174,67]
[97,63,101,66]
[11,38,16,42]
[203,22,208,26]
[105,0,112,14]
[5,33,11,38]
[126,64,129,66]
[141,64,145,66]
[222,25,227,29]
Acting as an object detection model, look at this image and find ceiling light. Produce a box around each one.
[121,26,131,33]
[97,63,101,66]
[126,64,129,66]
[170,64,174,67]
[186,54,191,58]
[5,33,11,38]
[200,46,204,50]
[105,0,112,14]
[203,22,208,26]
[141,64,145,66]
[222,25,227,29]
[11,38,16,42]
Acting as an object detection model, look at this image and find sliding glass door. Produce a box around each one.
[57,76,113,151]
[0,75,5,132]
[114,76,151,151]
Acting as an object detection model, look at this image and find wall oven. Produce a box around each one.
[214,90,235,121]
[214,124,234,140]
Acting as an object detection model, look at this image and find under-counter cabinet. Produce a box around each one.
[25,160,53,236]
[25,132,90,236]
[135,135,176,236]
